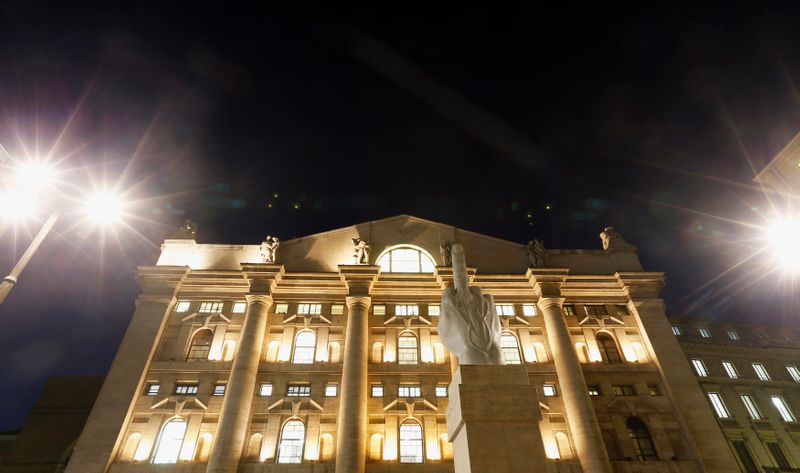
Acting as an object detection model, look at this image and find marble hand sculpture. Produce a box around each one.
[439,244,505,365]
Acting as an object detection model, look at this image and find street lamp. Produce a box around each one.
[766,217,800,274]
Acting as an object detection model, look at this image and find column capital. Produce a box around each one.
[345,295,372,310]
[538,297,566,310]
[615,272,665,300]
[241,263,285,294]
[339,265,380,296]
[245,293,274,305]
[527,268,569,298]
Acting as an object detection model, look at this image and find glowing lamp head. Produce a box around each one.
[14,161,57,191]
[83,190,124,225]
[0,188,38,221]
[766,218,800,273]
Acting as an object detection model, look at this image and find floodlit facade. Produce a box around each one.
[673,318,800,472]
[63,215,747,473]
[754,131,800,196]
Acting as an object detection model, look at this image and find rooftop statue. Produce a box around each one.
[352,238,371,264]
[260,235,280,263]
[171,220,197,240]
[440,240,452,266]
[526,239,546,267]
[439,244,504,365]
[599,226,635,252]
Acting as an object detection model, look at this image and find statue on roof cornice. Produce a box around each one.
[526,239,546,267]
[599,226,635,252]
[261,235,280,263]
[440,240,452,266]
[439,244,504,365]
[352,238,371,264]
[171,220,197,240]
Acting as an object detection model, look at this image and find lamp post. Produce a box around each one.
[0,212,59,305]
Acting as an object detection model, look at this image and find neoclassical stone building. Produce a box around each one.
[63,215,744,473]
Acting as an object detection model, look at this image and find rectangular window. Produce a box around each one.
[671,325,682,336]
[259,383,273,396]
[562,305,575,316]
[146,383,160,396]
[752,363,771,381]
[287,385,311,397]
[428,304,440,316]
[199,301,223,313]
[274,303,289,314]
[495,304,515,316]
[732,440,758,473]
[522,304,537,316]
[331,304,344,315]
[584,305,608,316]
[213,384,226,396]
[175,384,199,395]
[175,301,191,313]
[616,304,630,315]
[647,385,661,396]
[699,328,711,338]
[771,396,797,422]
[298,303,322,315]
[543,384,557,397]
[727,329,740,341]
[786,365,800,383]
[232,301,247,314]
[707,392,730,418]
[691,359,709,377]
[435,385,448,397]
[325,384,338,397]
[371,384,384,397]
[739,394,762,420]
[722,361,739,379]
[612,385,635,396]
[588,385,601,396]
[398,385,421,398]
[395,304,419,316]
[766,442,792,470]
[373,305,386,316]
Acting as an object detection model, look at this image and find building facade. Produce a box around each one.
[63,215,745,473]
[674,318,800,472]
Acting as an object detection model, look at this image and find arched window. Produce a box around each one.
[187,329,213,361]
[152,418,187,464]
[501,333,522,364]
[292,331,316,364]
[119,433,141,462]
[555,432,573,459]
[245,433,263,461]
[319,433,334,461]
[626,417,658,461]
[596,333,621,364]
[376,246,436,273]
[398,333,419,365]
[369,433,384,461]
[399,421,424,463]
[277,420,306,464]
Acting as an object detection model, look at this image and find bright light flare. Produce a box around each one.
[13,161,58,191]
[83,190,125,225]
[0,188,38,221]
[765,217,800,273]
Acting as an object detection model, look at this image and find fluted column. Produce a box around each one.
[531,269,611,473]
[207,294,272,473]
[335,295,372,473]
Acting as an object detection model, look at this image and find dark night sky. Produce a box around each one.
[2,2,800,431]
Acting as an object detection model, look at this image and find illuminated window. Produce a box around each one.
[740,394,762,420]
[298,303,322,315]
[187,329,213,361]
[287,384,311,397]
[612,385,635,396]
[146,383,160,396]
[543,384,557,397]
[175,384,198,395]
[562,305,575,316]
[325,384,337,397]
[786,365,800,383]
[500,334,522,365]
[707,392,730,418]
[292,331,316,364]
[152,418,187,464]
[398,385,421,397]
[373,305,386,316]
[771,396,797,422]
[647,385,660,396]
[691,359,709,377]
[398,334,418,365]
[671,325,682,336]
[597,334,621,364]
[395,304,419,316]
[175,301,191,313]
[752,363,771,381]
[435,385,448,397]
[259,383,272,396]
[275,303,289,314]
[399,421,424,463]
[428,304,440,316]
[588,385,601,396]
[198,301,223,313]
[626,417,658,460]
[213,384,226,396]
[232,302,247,314]
[723,361,739,379]
[376,246,435,273]
[584,305,608,316]
[699,328,711,338]
[522,304,537,316]
[371,384,384,397]
[331,304,344,315]
[727,329,740,341]
[495,304,515,316]
[277,420,305,464]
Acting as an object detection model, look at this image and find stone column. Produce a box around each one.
[207,263,283,473]
[336,265,379,473]
[530,269,612,473]
[65,266,188,473]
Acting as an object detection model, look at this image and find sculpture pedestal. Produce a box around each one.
[446,365,548,473]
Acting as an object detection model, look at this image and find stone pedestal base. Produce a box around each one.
[446,365,548,473]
